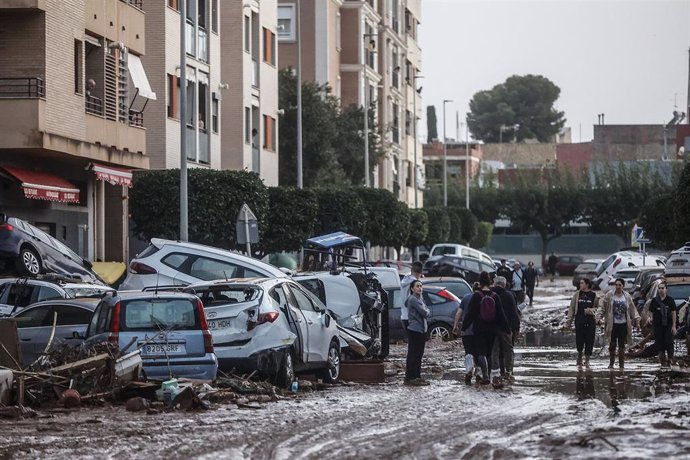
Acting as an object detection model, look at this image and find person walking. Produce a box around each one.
[510,262,526,305]
[548,252,559,282]
[524,261,539,306]
[647,282,677,368]
[496,259,512,285]
[404,280,430,386]
[462,271,509,389]
[491,276,520,381]
[400,261,423,332]
[453,282,488,385]
[598,278,640,369]
[566,278,597,368]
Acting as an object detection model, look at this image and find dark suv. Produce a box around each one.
[84,291,218,381]
[423,255,496,285]
[0,214,100,282]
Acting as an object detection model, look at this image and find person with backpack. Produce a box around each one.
[453,282,488,385]
[491,276,520,381]
[462,271,510,389]
[404,280,431,386]
[566,278,598,368]
[646,281,677,368]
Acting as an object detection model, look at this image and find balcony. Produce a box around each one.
[0,0,46,10]
[85,0,146,54]
[0,77,45,149]
[0,77,44,98]
[119,0,142,10]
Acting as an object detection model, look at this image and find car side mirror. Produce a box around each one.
[324,313,331,328]
[72,331,85,339]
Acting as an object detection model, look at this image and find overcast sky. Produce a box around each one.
[419,0,690,143]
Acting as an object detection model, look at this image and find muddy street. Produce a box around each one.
[2,279,690,459]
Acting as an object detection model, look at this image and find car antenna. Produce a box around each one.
[154,271,160,296]
[223,270,228,281]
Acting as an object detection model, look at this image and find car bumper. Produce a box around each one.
[217,346,290,375]
[142,353,218,381]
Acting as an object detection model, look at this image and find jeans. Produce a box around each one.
[406,330,426,381]
[609,323,627,352]
[575,321,596,356]
[491,331,514,377]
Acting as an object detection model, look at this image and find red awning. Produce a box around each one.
[88,163,133,187]
[2,166,80,203]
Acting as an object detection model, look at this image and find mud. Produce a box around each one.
[1,279,689,459]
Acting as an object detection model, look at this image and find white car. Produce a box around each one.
[186,277,340,387]
[120,238,287,291]
[593,251,665,290]
[427,243,495,267]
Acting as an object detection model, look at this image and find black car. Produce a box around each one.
[423,255,496,285]
[0,214,100,282]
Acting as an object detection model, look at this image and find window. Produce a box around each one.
[244,16,250,52]
[122,299,197,330]
[245,107,251,143]
[212,93,219,133]
[263,115,276,151]
[7,285,35,308]
[168,0,178,10]
[167,74,179,119]
[211,0,218,33]
[189,257,239,280]
[52,306,93,326]
[162,253,188,270]
[74,40,83,94]
[198,71,209,131]
[288,285,318,312]
[15,307,48,328]
[263,28,275,65]
[37,286,62,302]
[277,5,295,41]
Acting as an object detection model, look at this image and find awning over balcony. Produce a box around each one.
[87,163,133,187]
[1,166,80,203]
[127,53,156,100]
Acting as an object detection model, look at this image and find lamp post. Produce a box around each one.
[296,0,303,188]
[465,120,470,210]
[179,0,188,241]
[412,76,423,208]
[362,33,377,187]
[442,99,452,207]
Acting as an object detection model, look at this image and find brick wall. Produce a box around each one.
[0,11,46,79]
[593,124,674,161]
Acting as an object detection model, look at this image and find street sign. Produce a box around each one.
[637,238,651,244]
[634,227,645,242]
[235,204,259,255]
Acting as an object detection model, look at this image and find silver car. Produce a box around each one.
[120,238,287,291]
[187,277,341,388]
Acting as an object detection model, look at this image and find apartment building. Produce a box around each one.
[220,0,279,185]
[0,0,154,263]
[277,0,423,206]
[143,0,222,171]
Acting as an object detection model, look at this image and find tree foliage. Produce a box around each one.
[405,209,429,249]
[422,207,450,246]
[260,187,318,255]
[639,192,677,250]
[311,188,367,237]
[673,162,690,245]
[278,69,384,187]
[467,74,565,143]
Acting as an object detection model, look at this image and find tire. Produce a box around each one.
[275,350,295,389]
[16,247,41,277]
[318,340,341,384]
[428,323,452,341]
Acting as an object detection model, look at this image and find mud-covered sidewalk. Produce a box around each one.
[1,279,689,459]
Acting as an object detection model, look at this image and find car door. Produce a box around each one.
[15,305,50,365]
[286,283,330,363]
[282,283,311,364]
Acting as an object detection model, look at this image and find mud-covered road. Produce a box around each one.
[2,280,690,459]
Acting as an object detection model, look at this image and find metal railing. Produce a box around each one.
[0,77,45,98]
[129,109,144,127]
[85,95,103,116]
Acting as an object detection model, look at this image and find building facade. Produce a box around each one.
[278,0,423,207]
[0,0,154,263]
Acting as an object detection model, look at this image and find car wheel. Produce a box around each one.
[16,247,41,277]
[276,350,295,389]
[318,340,341,383]
[428,323,452,341]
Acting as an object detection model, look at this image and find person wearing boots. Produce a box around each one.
[598,278,640,369]
[566,278,597,368]
[646,282,677,368]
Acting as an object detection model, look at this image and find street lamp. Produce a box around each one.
[465,119,470,210]
[442,99,452,207]
[362,33,377,187]
[179,0,188,241]
[296,0,303,188]
[412,76,423,208]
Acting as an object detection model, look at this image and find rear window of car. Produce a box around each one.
[137,244,162,260]
[432,246,454,256]
[668,284,690,302]
[197,286,261,307]
[121,298,198,330]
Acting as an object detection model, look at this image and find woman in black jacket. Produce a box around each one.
[566,278,597,368]
[647,282,677,368]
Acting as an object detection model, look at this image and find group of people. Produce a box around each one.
[400,259,681,389]
[567,276,678,369]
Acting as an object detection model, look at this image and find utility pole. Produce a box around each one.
[296,0,303,188]
[442,99,452,207]
[179,0,188,241]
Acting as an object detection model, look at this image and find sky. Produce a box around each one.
[419,0,690,143]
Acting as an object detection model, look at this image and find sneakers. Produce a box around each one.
[505,372,515,382]
[404,378,430,386]
[464,373,473,385]
[491,377,504,389]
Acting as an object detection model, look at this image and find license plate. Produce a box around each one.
[142,343,186,356]
[208,319,235,330]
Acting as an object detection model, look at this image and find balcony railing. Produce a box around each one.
[119,0,143,10]
[0,77,45,98]
[129,109,144,128]
[85,95,103,116]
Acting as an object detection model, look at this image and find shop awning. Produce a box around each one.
[2,166,80,203]
[127,53,156,100]
[88,163,133,187]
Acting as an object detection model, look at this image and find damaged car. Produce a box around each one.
[186,278,340,388]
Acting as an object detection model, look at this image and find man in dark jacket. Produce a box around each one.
[491,276,520,381]
[496,259,512,287]
[524,261,539,306]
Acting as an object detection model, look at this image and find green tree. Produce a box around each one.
[467,74,565,142]
[471,222,494,249]
[639,192,677,249]
[312,188,367,237]
[426,105,438,143]
[405,209,429,250]
[422,207,450,246]
[335,104,384,186]
[260,187,319,255]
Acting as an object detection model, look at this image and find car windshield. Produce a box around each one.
[122,298,197,330]
[668,284,690,302]
[196,286,262,307]
[576,263,597,271]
